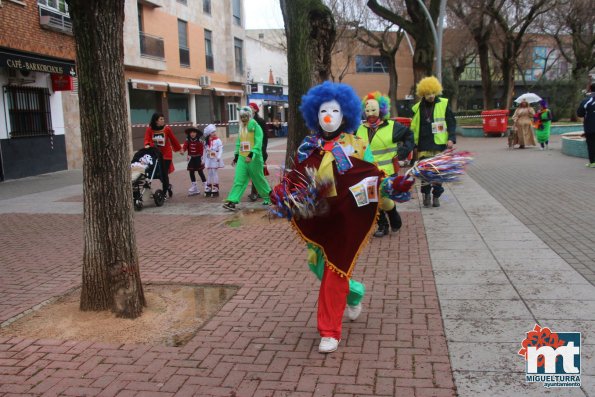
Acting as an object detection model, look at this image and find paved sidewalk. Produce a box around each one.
[0,135,593,396]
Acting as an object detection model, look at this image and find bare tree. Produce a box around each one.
[367,0,441,83]
[442,28,477,111]
[449,0,502,109]
[280,0,335,165]
[66,0,145,318]
[543,0,595,118]
[487,0,556,109]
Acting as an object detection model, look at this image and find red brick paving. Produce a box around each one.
[0,147,457,395]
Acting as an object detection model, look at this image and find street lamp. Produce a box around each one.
[414,0,446,82]
[374,61,387,73]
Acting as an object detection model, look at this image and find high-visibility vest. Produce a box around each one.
[411,98,449,145]
[356,120,397,175]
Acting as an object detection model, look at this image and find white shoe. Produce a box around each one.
[346,303,362,321]
[188,182,199,196]
[318,337,339,353]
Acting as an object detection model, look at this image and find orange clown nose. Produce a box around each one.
[323,115,332,124]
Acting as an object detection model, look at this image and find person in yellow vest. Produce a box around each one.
[356,91,414,237]
[223,106,271,211]
[410,76,457,208]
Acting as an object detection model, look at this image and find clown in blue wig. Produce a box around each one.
[270,81,414,354]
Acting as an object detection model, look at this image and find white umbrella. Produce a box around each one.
[514,93,542,104]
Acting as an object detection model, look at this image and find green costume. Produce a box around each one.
[308,244,365,306]
[226,118,271,203]
[535,109,552,144]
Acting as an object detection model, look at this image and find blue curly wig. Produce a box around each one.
[299,81,362,133]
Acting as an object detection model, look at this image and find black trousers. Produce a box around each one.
[586,134,595,163]
[161,159,171,191]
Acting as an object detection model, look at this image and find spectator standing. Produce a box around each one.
[577,83,595,168]
[144,113,182,198]
[512,100,537,149]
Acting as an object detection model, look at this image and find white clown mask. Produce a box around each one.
[318,100,343,133]
[364,99,380,122]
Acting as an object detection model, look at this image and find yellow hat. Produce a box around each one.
[416,76,443,98]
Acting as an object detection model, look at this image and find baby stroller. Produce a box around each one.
[131,147,166,211]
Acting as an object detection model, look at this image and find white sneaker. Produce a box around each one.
[346,303,362,321]
[188,182,199,196]
[318,337,339,353]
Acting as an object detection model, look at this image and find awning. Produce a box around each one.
[168,82,205,95]
[129,78,168,92]
[214,87,244,97]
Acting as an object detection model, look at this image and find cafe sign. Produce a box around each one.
[0,49,76,77]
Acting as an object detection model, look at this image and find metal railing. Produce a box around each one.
[5,86,53,138]
[139,31,165,60]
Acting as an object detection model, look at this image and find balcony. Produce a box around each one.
[139,32,165,60]
[38,5,72,35]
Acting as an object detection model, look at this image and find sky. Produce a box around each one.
[244,0,284,29]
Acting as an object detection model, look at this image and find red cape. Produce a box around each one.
[291,151,383,278]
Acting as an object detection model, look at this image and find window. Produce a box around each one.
[196,95,213,124]
[205,29,214,71]
[129,89,159,125]
[203,0,211,14]
[227,102,239,122]
[234,38,244,75]
[37,0,68,14]
[178,19,190,67]
[168,93,189,122]
[232,0,241,26]
[5,86,53,138]
[137,3,143,31]
[355,55,388,73]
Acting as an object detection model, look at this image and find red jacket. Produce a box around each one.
[183,138,204,156]
[144,126,181,160]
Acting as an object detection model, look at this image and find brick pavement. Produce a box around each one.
[0,138,456,396]
[462,135,595,286]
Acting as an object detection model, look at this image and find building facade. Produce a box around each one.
[245,29,288,126]
[126,0,248,149]
[0,0,78,180]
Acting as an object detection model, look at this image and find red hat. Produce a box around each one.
[249,102,259,113]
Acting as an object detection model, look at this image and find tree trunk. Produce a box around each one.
[66,0,145,318]
[477,42,493,109]
[281,0,334,166]
[385,51,399,117]
[499,42,515,110]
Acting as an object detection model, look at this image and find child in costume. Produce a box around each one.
[356,91,414,237]
[182,127,207,196]
[222,107,271,211]
[270,82,414,354]
[202,124,224,197]
[534,100,552,150]
[130,154,153,184]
